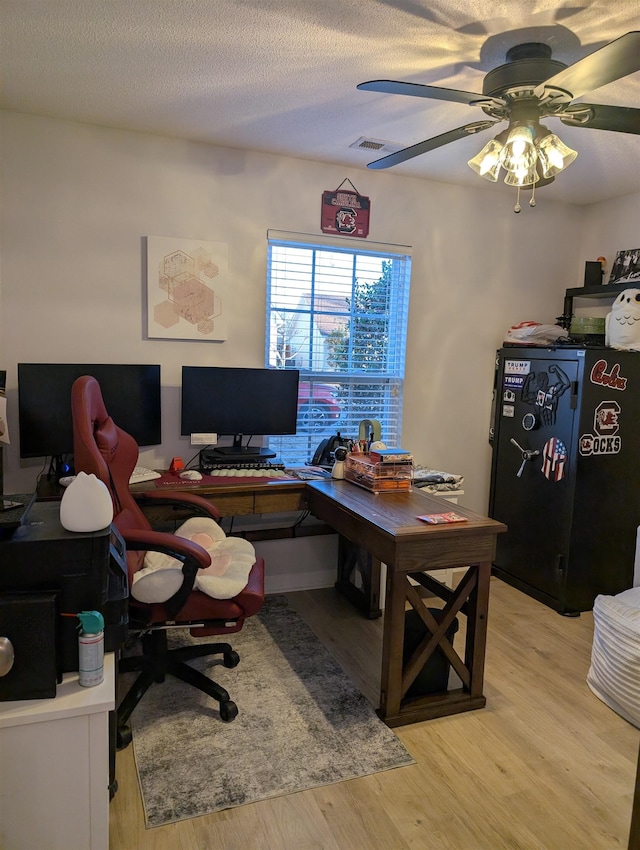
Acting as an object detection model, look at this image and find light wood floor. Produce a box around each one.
[109,578,639,850]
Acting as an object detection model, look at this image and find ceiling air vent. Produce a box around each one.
[350,137,401,154]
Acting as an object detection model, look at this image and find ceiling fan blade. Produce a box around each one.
[366,121,497,169]
[559,104,640,135]
[357,79,494,106]
[535,31,640,100]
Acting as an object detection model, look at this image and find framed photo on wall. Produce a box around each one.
[608,248,640,285]
[146,236,229,341]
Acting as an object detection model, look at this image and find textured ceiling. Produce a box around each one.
[1,0,639,205]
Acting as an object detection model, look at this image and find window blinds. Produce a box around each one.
[265,232,412,466]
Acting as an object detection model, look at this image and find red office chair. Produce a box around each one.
[71,375,264,748]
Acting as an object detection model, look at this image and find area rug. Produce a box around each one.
[130,594,415,827]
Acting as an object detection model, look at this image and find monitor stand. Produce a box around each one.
[202,436,276,466]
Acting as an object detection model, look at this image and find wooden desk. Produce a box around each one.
[131,475,506,726]
[134,477,308,518]
[305,480,506,727]
[39,475,309,518]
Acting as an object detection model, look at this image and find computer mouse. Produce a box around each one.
[179,470,203,481]
[59,475,77,487]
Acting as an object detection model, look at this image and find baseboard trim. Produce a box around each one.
[265,570,336,595]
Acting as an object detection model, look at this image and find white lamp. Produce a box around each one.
[59,471,114,532]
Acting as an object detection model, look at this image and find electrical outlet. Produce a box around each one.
[190,433,217,445]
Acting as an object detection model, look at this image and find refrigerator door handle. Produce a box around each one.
[570,380,579,409]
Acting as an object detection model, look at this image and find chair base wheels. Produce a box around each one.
[117,694,238,748]
[115,638,242,747]
[224,650,240,668]
[116,724,133,751]
[220,700,238,722]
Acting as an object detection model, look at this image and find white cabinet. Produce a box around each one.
[0,654,115,850]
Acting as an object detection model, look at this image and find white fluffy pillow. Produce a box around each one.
[131,517,255,603]
[130,565,184,605]
[587,587,640,729]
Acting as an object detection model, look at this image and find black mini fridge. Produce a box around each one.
[488,346,640,614]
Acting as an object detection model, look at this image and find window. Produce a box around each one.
[265,231,412,466]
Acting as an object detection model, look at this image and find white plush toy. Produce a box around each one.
[606,288,640,351]
[59,471,114,532]
[131,517,256,604]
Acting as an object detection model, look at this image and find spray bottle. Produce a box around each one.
[77,610,104,687]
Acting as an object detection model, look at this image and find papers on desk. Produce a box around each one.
[287,467,331,480]
[417,512,468,524]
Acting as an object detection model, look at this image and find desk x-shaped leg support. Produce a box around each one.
[379,561,491,727]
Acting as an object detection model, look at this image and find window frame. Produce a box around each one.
[265,230,412,466]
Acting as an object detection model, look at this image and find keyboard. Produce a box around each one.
[129,466,162,484]
[204,461,285,470]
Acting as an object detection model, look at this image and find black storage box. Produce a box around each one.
[0,500,128,673]
[584,260,604,287]
[0,592,59,700]
[403,607,459,698]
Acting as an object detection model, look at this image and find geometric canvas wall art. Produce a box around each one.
[146,236,228,341]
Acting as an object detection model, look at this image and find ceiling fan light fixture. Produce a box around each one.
[504,163,539,187]
[467,137,504,181]
[499,125,537,174]
[358,30,640,213]
[535,132,578,178]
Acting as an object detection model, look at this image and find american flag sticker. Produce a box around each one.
[541,437,568,482]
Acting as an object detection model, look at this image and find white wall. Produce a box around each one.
[1,110,593,513]
[566,191,640,322]
[580,191,640,264]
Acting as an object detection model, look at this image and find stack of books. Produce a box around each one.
[368,447,413,464]
[345,448,413,494]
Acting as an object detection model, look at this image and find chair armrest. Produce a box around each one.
[134,490,221,520]
[122,528,212,619]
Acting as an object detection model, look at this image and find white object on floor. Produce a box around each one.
[129,466,161,484]
[634,526,640,587]
[587,586,640,729]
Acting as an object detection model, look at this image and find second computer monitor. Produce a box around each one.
[180,366,300,457]
[18,363,162,460]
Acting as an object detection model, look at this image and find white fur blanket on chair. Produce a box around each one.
[131,517,256,604]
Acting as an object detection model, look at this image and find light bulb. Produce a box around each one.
[504,163,539,187]
[536,133,578,178]
[500,126,537,174]
[468,138,504,182]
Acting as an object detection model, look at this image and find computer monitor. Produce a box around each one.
[180,366,300,458]
[18,363,162,475]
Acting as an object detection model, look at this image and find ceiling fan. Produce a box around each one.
[358,31,640,210]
